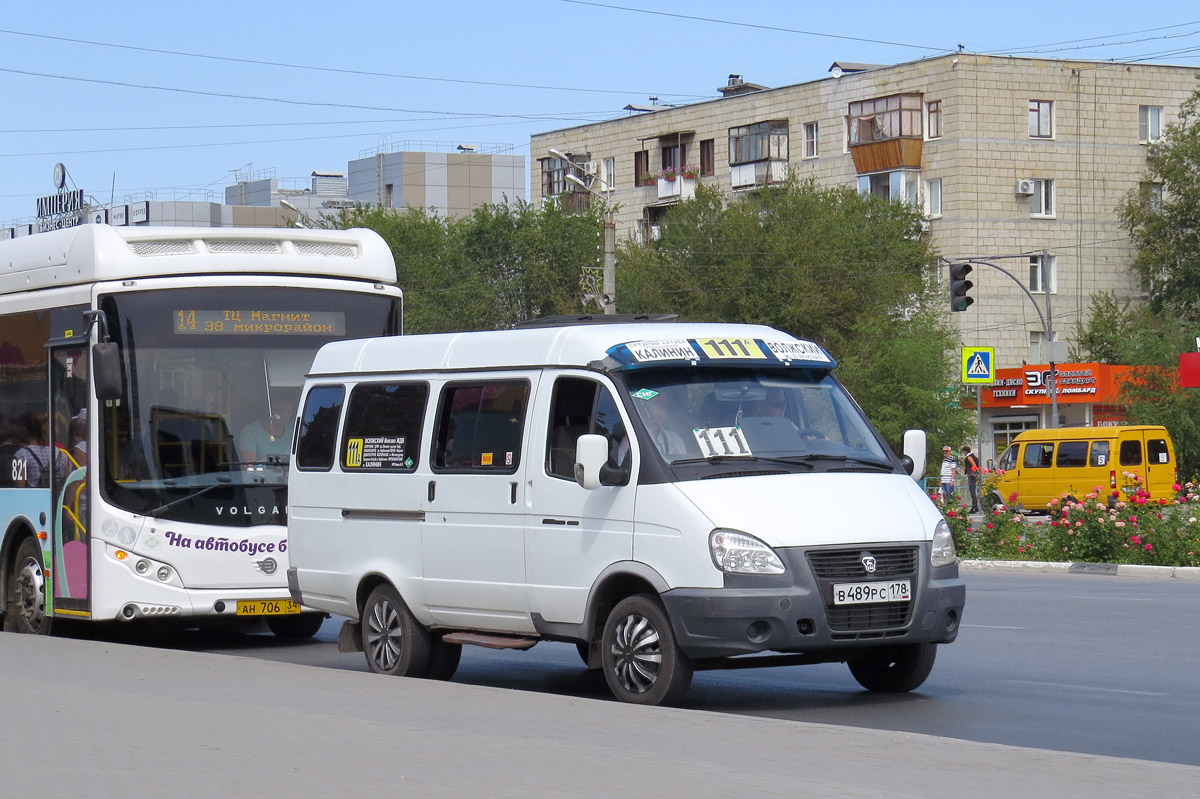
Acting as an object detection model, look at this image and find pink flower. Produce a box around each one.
[1130,535,1141,544]
[1145,543,1153,551]
[947,510,956,517]
[1129,516,1138,523]
[986,523,994,529]
[1174,484,1182,491]
[1112,490,1120,498]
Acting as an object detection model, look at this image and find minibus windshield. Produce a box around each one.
[619,366,892,469]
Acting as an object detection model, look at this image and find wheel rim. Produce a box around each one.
[365,598,402,671]
[16,555,46,631]
[610,612,663,694]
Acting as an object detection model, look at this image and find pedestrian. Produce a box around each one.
[939,445,957,502]
[961,445,981,513]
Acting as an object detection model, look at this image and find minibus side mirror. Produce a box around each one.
[93,341,123,401]
[574,434,610,490]
[901,429,927,480]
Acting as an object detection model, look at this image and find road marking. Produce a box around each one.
[962,624,1024,629]
[1069,596,1154,601]
[1004,680,1168,697]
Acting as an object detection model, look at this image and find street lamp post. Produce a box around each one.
[552,149,616,315]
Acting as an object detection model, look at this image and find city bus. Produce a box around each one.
[0,224,402,638]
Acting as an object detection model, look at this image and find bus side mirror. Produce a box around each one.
[901,429,927,480]
[93,341,123,401]
[574,434,609,490]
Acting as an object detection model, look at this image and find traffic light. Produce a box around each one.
[949,262,974,312]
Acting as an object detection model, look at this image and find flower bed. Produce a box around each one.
[935,480,1200,567]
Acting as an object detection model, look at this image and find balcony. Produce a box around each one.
[730,160,788,190]
[657,176,696,201]
[847,93,924,174]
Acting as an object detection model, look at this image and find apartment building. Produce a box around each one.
[531,53,1198,386]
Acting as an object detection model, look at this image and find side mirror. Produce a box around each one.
[901,429,927,480]
[93,341,123,401]
[574,434,610,490]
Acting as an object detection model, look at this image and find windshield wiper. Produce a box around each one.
[144,476,233,518]
[797,453,894,469]
[671,455,814,470]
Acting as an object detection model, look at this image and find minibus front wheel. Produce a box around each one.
[848,643,937,692]
[601,594,692,706]
[362,584,431,677]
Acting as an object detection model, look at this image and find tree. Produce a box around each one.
[334,199,603,333]
[1119,87,1200,323]
[618,178,972,462]
[1072,291,1200,479]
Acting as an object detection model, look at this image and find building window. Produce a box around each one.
[542,157,570,196]
[847,94,922,144]
[729,120,788,165]
[1029,178,1055,217]
[1029,254,1057,294]
[699,139,715,176]
[803,122,819,158]
[925,100,942,140]
[1028,330,1061,363]
[1139,105,1162,143]
[1029,100,1053,139]
[924,178,942,217]
[601,157,615,193]
[857,170,919,205]
[1142,181,1164,211]
[661,143,684,172]
[634,150,650,186]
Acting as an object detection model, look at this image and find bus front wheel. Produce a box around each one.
[8,538,52,635]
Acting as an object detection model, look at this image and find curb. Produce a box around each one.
[961,559,1200,579]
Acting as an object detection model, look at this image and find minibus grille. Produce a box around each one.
[207,240,282,254]
[296,241,358,257]
[827,604,911,631]
[130,240,193,256]
[807,547,917,579]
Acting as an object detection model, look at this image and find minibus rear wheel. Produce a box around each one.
[362,584,431,677]
[601,594,692,706]
[848,643,936,692]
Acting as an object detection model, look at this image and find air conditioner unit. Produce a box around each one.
[1015,179,1036,195]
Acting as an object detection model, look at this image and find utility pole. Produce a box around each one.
[552,148,617,314]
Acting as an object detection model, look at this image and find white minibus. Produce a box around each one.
[287,319,964,705]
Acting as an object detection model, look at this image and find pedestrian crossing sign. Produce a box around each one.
[961,347,994,384]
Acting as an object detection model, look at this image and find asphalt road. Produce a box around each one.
[80,568,1200,767]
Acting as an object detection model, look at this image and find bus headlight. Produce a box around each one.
[931,520,957,568]
[709,530,785,575]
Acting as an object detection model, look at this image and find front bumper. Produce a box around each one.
[661,543,965,660]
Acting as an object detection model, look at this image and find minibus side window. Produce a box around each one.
[1119,439,1143,466]
[1023,442,1053,468]
[546,377,596,480]
[433,381,529,473]
[1089,441,1109,467]
[340,382,428,472]
[997,445,1017,471]
[296,385,345,470]
[1056,441,1087,468]
[1147,438,1170,465]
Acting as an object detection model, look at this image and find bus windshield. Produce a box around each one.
[618,366,894,472]
[98,285,400,526]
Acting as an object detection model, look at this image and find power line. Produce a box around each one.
[0,27,709,100]
[0,67,613,121]
[987,19,1200,55]
[554,0,948,52]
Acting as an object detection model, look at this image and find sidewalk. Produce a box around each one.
[1,633,1197,798]
[961,558,1200,579]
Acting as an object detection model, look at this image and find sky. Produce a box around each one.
[2,0,1198,227]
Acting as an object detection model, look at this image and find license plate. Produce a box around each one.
[832,580,911,605]
[236,599,302,616]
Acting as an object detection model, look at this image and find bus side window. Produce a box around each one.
[296,385,345,470]
[1056,441,1087,468]
[1147,438,1170,465]
[1023,443,1053,469]
[1089,441,1109,467]
[1119,439,1143,466]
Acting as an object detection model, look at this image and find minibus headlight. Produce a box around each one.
[931,520,957,568]
[709,530,785,575]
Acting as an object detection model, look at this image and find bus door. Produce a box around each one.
[49,342,91,618]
